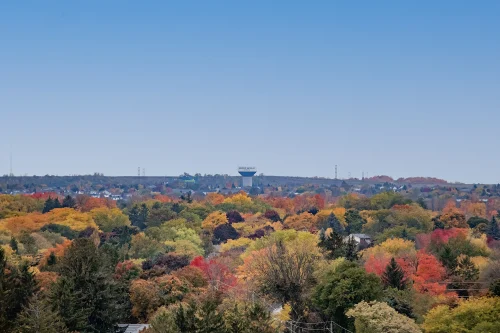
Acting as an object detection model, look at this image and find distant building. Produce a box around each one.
[345,233,372,250]
[117,324,150,333]
[238,167,257,187]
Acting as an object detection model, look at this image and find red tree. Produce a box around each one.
[412,251,448,295]
[190,256,236,291]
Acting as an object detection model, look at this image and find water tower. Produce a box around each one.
[238,167,256,187]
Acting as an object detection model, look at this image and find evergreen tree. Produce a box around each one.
[487,216,500,240]
[245,303,276,333]
[319,228,345,259]
[53,198,62,209]
[195,297,225,333]
[383,288,415,319]
[224,304,247,333]
[401,228,409,240]
[438,245,458,272]
[382,258,406,290]
[16,294,68,333]
[327,213,344,234]
[417,198,428,209]
[128,204,149,230]
[345,209,366,234]
[175,303,196,333]
[42,197,54,213]
[47,251,57,266]
[10,237,19,254]
[449,255,479,297]
[50,238,128,332]
[490,279,500,297]
[344,235,359,261]
[0,248,38,332]
[149,308,180,333]
[455,256,479,282]
[62,195,76,208]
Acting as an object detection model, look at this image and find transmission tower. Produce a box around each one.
[9,151,13,177]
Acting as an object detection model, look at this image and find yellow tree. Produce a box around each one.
[460,201,487,220]
[239,230,321,321]
[90,207,131,232]
[283,212,318,231]
[423,297,500,333]
[223,192,252,205]
[202,211,228,231]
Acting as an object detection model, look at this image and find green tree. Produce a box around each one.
[42,197,54,213]
[487,216,500,240]
[224,304,247,333]
[10,236,19,254]
[0,248,38,332]
[195,297,225,333]
[245,303,276,333]
[382,288,415,319]
[47,251,57,267]
[128,203,149,230]
[327,213,344,234]
[382,258,406,290]
[50,238,128,332]
[344,235,359,261]
[149,307,180,333]
[489,279,500,296]
[319,229,345,260]
[450,255,479,297]
[423,297,500,333]
[53,198,62,209]
[467,216,489,229]
[417,198,428,209]
[19,232,38,255]
[175,303,196,332]
[62,195,76,208]
[313,261,382,329]
[16,294,68,333]
[345,209,366,234]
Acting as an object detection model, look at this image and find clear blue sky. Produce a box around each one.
[1,1,499,183]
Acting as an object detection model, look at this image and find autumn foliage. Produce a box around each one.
[190,256,236,291]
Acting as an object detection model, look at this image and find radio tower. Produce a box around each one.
[9,151,13,177]
[335,165,338,180]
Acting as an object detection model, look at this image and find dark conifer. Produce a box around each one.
[50,238,127,332]
[9,237,19,254]
[382,258,406,290]
[487,216,500,240]
[62,195,76,208]
[344,236,359,261]
[42,197,54,213]
[53,198,62,209]
[327,213,344,234]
